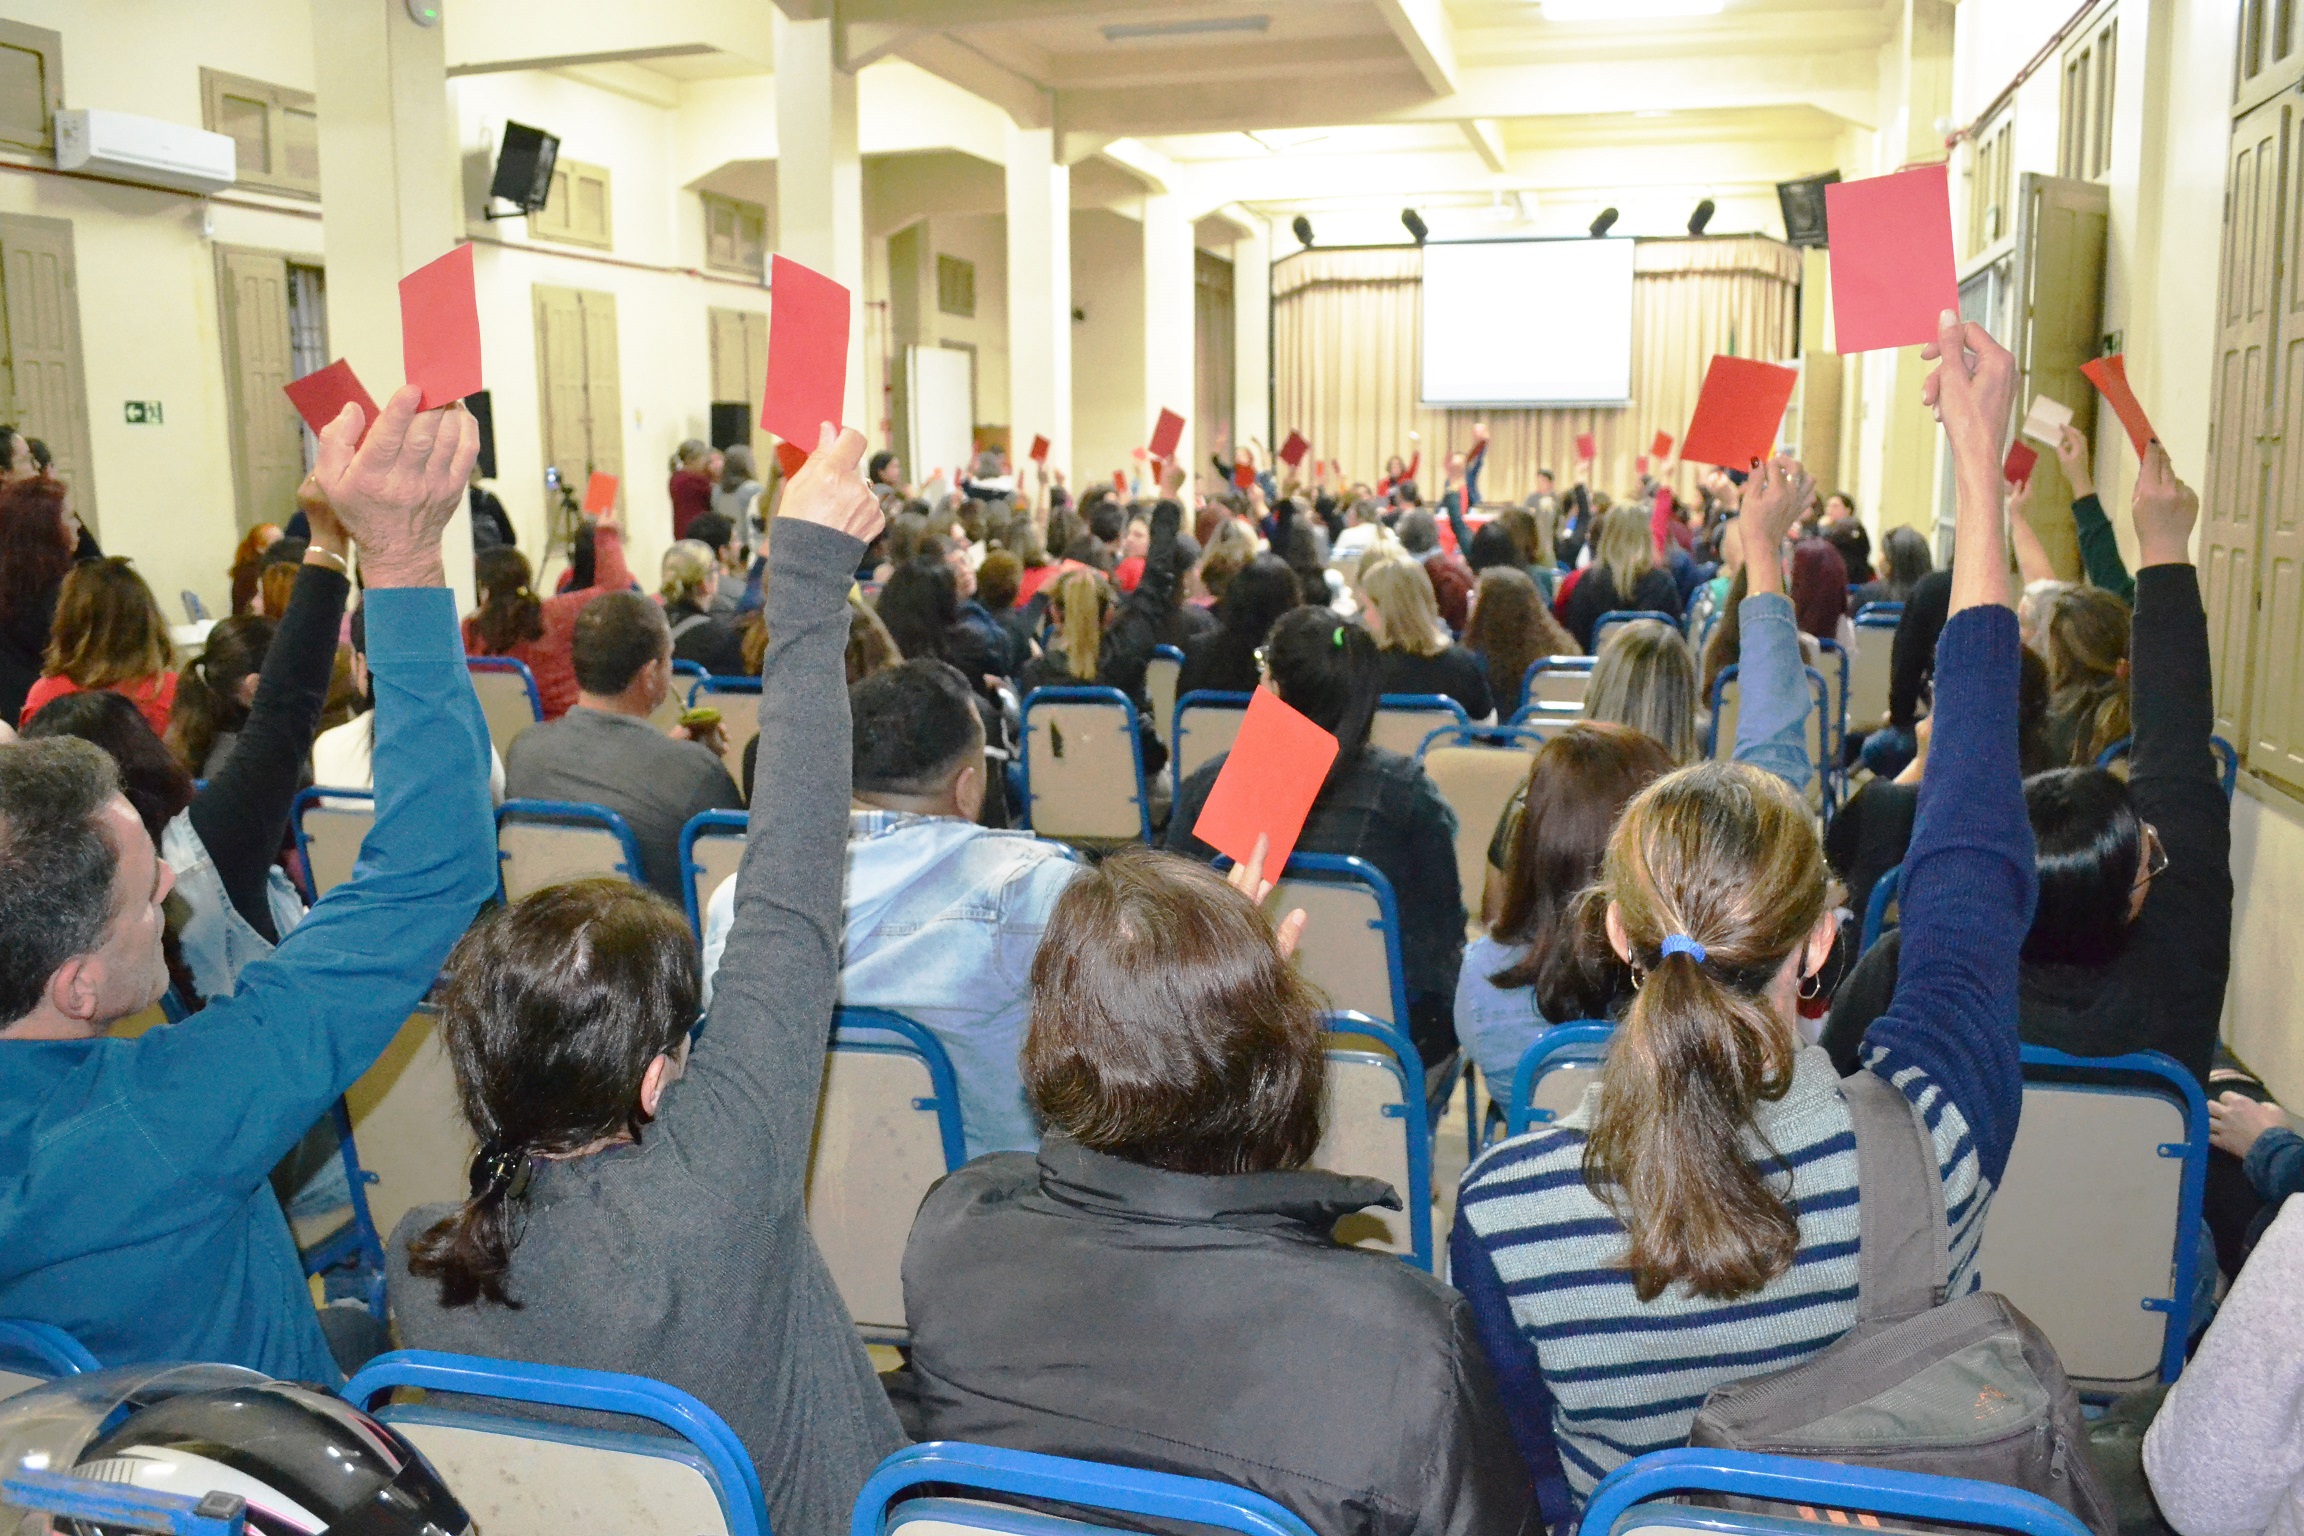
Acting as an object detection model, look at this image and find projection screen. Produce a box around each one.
[1419,238,1637,407]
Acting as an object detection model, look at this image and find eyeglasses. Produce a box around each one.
[2134,821,2169,891]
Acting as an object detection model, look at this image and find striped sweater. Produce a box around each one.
[1449,604,2035,1518]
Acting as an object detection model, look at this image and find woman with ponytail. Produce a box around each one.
[462,506,631,719]
[1168,603,1467,1070]
[1452,315,2035,1525]
[164,614,276,777]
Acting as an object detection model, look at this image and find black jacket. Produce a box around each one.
[665,599,751,678]
[904,1136,1534,1536]
[1561,565,1681,652]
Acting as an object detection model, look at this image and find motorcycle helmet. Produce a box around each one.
[0,1365,469,1536]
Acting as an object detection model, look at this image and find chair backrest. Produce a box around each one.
[1847,607,1903,732]
[1504,703,1586,736]
[344,1007,471,1243]
[1418,726,1548,939]
[1594,610,1679,654]
[1813,637,1850,759]
[807,1009,967,1340]
[858,1442,1318,1536]
[1860,863,1903,953]
[292,1100,388,1322]
[2210,734,2239,797]
[342,1350,767,1536]
[496,800,646,902]
[647,661,707,733]
[1522,656,1595,713]
[1311,1012,1432,1271]
[1979,1048,2208,1393]
[1505,1022,1616,1138]
[690,675,763,786]
[680,810,749,940]
[1706,665,1831,804]
[1172,690,1251,793]
[292,786,374,903]
[1263,854,1408,1028]
[1019,686,1150,845]
[1367,693,1470,758]
[468,657,544,757]
[1578,1447,2097,1536]
[1145,645,1185,751]
[0,1319,97,1401]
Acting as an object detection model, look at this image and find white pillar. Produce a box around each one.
[1005,125,1072,478]
[1231,212,1272,464]
[1141,192,1196,481]
[772,11,867,431]
[312,0,474,609]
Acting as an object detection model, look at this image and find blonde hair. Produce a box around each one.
[659,540,717,608]
[46,557,173,688]
[1358,556,1448,658]
[1586,620,1698,764]
[1597,502,1657,603]
[1587,761,1829,1301]
[1049,568,1113,682]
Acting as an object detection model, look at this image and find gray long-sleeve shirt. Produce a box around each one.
[388,518,904,1536]
[2145,1200,2304,1536]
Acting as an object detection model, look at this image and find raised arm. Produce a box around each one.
[1732,456,1817,791]
[1464,425,1488,508]
[673,426,884,1196]
[126,389,497,1187]
[2005,476,2058,586]
[2056,424,2134,602]
[1860,313,2033,1188]
[188,485,350,942]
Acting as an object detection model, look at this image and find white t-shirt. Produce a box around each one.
[312,711,506,804]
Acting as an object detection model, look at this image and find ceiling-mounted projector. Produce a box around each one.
[56,110,236,193]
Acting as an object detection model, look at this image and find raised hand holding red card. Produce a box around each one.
[1682,356,1801,467]
[583,472,619,515]
[398,245,482,410]
[283,360,379,445]
[1190,688,1339,880]
[1278,430,1309,468]
[1029,434,1050,463]
[1651,430,1674,459]
[1824,164,1960,353]
[2003,440,2038,485]
[761,255,850,445]
[1575,431,1596,460]
[1149,408,1185,461]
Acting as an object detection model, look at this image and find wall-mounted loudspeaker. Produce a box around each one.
[710,402,751,452]
[464,389,496,480]
[488,121,559,217]
[1776,172,1840,248]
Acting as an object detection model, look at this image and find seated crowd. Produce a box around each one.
[0,324,2293,1536]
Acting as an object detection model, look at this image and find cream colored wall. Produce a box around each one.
[2226,786,2304,1098]
[921,213,1010,444]
[1070,209,1146,490]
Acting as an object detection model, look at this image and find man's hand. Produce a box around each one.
[778,423,884,542]
[2054,423,2095,500]
[311,385,478,590]
[1162,458,1187,496]
[2132,441,2199,568]
[296,474,349,564]
[2209,1092,2291,1160]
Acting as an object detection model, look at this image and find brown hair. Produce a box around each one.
[472,547,546,655]
[1359,555,1448,658]
[46,558,172,688]
[976,549,1022,613]
[408,880,699,1308]
[2041,585,2132,766]
[1023,848,1327,1175]
[228,523,282,615]
[1585,761,1829,1301]
[1048,567,1114,682]
[845,591,899,685]
[0,477,74,632]
[1465,566,1575,711]
[1491,724,1675,1013]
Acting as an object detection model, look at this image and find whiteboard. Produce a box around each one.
[907,345,975,484]
[1420,239,1636,406]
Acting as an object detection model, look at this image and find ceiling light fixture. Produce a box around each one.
[1542,0,1723,20]
[1103,14,1272,42]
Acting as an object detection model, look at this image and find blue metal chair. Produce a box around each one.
[1504,1022,1616,1138]
[342,1350,768,1536]
[0,1318,99,1383]
[1705,662,1836,815]
[1269,853,1411,1036]
[852,1441,1318,1536]
[2094,733,2240,801]
[3,1471,249,1535]
[1580,1448,2095,1536]
[679,809,750,942]
[1146,643,1187,752]
[1852,601,1906,624]
[671,659,708,683]
[1860,862,1902,953]
[1172,688,1253,798]
[1592,610,1681,654]
[689,675,764,785]
[467,655,545,758]
[291,785,374,904]
[1368,693,1470,757]
[1319,1011,1435,1271]
[1847,604,1903,732]
[1019,685,1151,845]
[296,1100,388,1321]
[495,799,647,901]
[1520,655,1596,717]
[1813,634,1852,768]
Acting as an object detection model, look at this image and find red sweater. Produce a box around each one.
[21,671,178,739]
[670,470,715,541]
[463,524,632,719]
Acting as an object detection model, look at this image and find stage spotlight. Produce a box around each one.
[1589,206,1619,238]
[1292,214,1315,248]
[1401,207,1428,244]
[1688,198,1716,236]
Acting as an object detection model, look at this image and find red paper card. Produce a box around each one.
[282,360,379,444]
[398,244,482,411]
[1824,164,1960,354]
[2003,440,2038,484]
[582,472,618,515]
[761,255,850,445]
[1112,470,1127,494]
[1652,430,1674,459]
[1575,431,1596,459]
[775,441,810,479]
[1149,408,1185,460]
[1278,430,1309,468]
[1029,434,1050,463]
[2081,353,2156,456]
[1190,688,1340,879]
[1233,460,1254,489]
[1682,355,1801,468]
[1636,455,1651,475]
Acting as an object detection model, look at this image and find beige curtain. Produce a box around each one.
[1272,237,1802,505]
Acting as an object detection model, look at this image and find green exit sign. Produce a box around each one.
[123,401,163,425]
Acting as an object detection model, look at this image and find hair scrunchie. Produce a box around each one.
[468,1141,534,1203]
[1658,933,1708,965]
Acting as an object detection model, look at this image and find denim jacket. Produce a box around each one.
[704,809,1081,1159]
[160,811,306,1004]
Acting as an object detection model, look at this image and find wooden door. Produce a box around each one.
[1195,248,1235,458]
[534,283,592,492]
[2202,99,2288,750]
[707,306,765,459]
[2017,173,2108,578]
[0,214,95,531]
[216,246,305,532]
[579,289,623,480]
[2251,102,2304,792]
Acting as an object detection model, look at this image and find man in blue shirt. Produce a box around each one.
[0,386,500,1383]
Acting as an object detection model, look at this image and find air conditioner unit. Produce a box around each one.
[55,109,236,194]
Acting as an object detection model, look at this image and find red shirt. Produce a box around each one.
[22,670,178,739]
[670,469,715,541]
[1015,563,1063,604]
[463,524,632,719]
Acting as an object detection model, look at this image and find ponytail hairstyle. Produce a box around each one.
[472,547,545,655]
[1263,606,1380,790]
[408,879,698,1308]
[165,614,274,774]
[1049,567,1114,682]
[1585,761,1830,1301]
